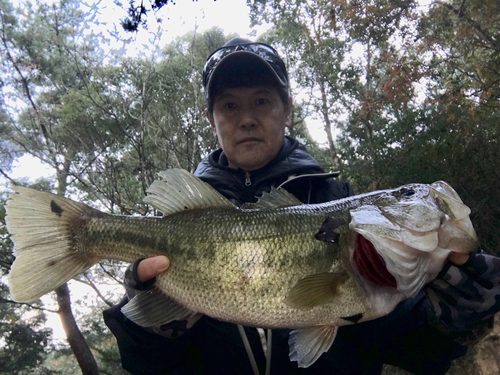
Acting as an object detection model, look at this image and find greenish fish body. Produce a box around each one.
[5,169,478,367]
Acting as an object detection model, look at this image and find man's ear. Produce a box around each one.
[206,110,217,138]
[285,97,293,129]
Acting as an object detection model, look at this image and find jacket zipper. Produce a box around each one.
[244,171,252,186]
[242,171,255,203]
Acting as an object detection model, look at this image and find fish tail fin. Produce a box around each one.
[6,187,100,302]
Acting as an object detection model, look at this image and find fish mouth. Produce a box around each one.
[352,234,397,288]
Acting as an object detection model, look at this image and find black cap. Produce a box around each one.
[202,38,289,101]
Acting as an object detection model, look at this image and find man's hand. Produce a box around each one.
[136,256,170,282]
[448,252,470,266]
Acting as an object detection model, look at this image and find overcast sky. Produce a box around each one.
[102,0,268,54]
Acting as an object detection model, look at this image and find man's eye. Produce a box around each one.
[224,103,236,109]
[256,98,269,105]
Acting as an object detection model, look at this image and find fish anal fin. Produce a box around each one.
[314,217,346,243]
[289,325,337,368]
[122,287,198,327]
[284,272,348,309]
[144,169,234,216]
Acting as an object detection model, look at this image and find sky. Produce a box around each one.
[101,0,268,55]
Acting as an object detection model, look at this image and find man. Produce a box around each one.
[104,38,500,374]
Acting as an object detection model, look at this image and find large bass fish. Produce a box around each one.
[5,169,478,367]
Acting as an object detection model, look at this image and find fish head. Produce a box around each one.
[346,182,478,313]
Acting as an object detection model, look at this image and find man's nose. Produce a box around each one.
[239,108,257,128]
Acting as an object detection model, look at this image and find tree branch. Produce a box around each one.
[0,168,19,186]
[0,297,59,314]
[99,263,124,286]
[433,0,500,52]
[73,275,114,307]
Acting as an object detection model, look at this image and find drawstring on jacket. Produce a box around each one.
[238,325,272,375]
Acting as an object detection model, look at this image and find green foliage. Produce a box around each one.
[0,284,54,374]
[79,306,128,375]
[250,0,358,173]
[0,1,248,373]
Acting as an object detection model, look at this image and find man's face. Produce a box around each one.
[208,86,292,172]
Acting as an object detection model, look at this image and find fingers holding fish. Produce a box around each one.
[137,256,170,282]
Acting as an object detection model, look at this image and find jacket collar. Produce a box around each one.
[194,136,326,204]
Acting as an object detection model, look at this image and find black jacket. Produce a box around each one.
[104,137,498,375]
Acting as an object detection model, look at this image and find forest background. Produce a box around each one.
[0,0,499,373]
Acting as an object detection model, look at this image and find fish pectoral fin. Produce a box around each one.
[121,287,198,327]
[289,325,337,368]
[244,187,303,210]
[284,272,348,309]
[144,169,234,216]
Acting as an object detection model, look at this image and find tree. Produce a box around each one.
[248,0,500,256]
[249,0,424,187]
[397,0,500,255]
[249,0,357,175]
[119,0,208,32]
[0,0,114,372]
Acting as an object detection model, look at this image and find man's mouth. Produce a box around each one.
[238,137,261,144]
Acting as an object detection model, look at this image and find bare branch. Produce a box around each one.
[99,263,124,286]
[0,297,59,314]
[73,275,114,307]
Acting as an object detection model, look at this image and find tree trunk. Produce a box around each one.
[56,284,99,375]
[55,158,99,374]
[318,77,342,174]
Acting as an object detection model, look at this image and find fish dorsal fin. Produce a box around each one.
[244,187,303,210]
[144,169,234,215]
[284,272,349,309]
[289,325,338,368]
[121,287,199,327]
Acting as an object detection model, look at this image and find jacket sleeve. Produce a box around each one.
[103,261,202,375]
[423,249,500,342]
[103,297,198,375]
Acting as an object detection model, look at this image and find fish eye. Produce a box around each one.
[400,187,415,197]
